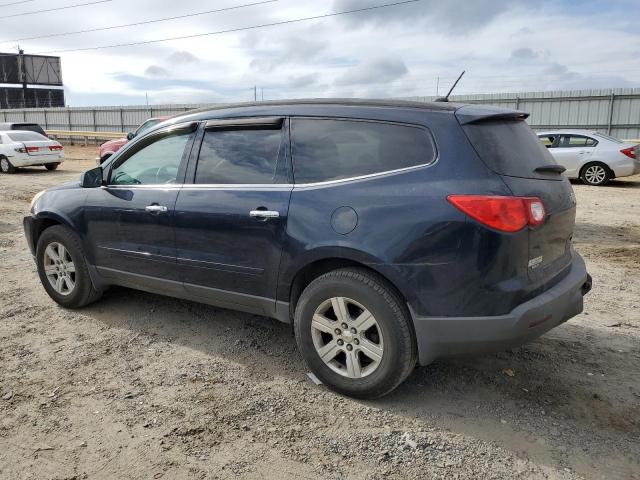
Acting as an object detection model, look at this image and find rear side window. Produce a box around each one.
[11,124,46,136]
[7,131,48,142]
[195,129,282,184]
[558,135,598,148]
[291,119,436,183]
[463,120,557,179]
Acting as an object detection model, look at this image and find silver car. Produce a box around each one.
[0,130,64,174]
[537,130,639,186]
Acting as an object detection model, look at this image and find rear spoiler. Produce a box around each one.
[455,105,530,125]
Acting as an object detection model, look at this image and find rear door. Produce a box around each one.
[173,117,292,316]
[83,123,197,284]
[459,112,577,287]
[551,134,597,177]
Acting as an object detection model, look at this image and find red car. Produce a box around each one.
[98,117,169,164]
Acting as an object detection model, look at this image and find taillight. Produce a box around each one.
[447,195,546,232]
[620,147,636,159]
[26,146,39,153]
[49,145,63,151]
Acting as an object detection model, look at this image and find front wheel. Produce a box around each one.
[294,268,417,399]
[45,163,60,171]
[581,162,611,186]
[36,225,101,308]
[0,156,15,174]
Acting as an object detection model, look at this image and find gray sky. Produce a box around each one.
[1,0,638,106]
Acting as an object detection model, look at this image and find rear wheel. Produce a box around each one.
[36,225,101,308]
[45,163,59,171]
[580,162,611,186]
[294,268,416,399]
[0,156,15,174]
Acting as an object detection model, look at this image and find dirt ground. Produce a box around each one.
[1,145,638,480]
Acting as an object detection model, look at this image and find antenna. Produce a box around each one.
[435,70,465,102]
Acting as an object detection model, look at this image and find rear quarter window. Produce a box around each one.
[291,118,436,183]
[463,120,558,179]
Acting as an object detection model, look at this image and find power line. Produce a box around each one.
[35,0,421,54]
[0,0,111,20]
[0,0,37,6]
[0,0,278,44]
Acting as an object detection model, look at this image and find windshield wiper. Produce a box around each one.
[535,164,566,174]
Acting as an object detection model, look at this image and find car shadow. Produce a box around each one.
[570,177,640,188]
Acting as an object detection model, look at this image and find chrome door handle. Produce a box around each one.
[145,205,168,214]
[250,210,279,219]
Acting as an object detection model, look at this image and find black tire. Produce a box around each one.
[0,156,16,174]
[580,162,611,186]
[294,268,417,399]
[45,163,59,171]
[36,225,101,308]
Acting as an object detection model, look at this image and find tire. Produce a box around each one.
[36,225,101,308]
[294,268,417,399]
[580,162,611,186]
[0,156,16,174]
[45,163,59,171]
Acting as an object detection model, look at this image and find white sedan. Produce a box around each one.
[0,130,64,174]
[537,130,639,186]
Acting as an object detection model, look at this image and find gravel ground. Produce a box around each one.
[1,146,638,479]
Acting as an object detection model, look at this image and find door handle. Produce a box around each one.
[250,209,280,219]
[145,205,168,214]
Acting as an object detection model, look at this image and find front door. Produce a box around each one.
[84,123,197,284]
[174,118,292,316]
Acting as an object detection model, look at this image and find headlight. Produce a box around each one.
[30,190,46,212]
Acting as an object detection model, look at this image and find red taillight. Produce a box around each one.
[49,145,63,151]
[621,147,636,159]
[26,146,39,153]
[447,195,546,232]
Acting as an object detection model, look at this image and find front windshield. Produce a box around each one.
[135,119,162,137]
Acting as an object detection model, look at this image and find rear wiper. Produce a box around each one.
[535,164,566,174]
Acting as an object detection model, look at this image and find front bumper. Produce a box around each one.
[413,252,591,365]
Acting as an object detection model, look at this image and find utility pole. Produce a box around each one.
[436,76,439,97]
[146,92,149,106]
[261,87,264,101]
[17,47,27,109]
[254,85,257,101]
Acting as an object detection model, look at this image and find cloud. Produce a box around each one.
[509,47,539,61]
[288,73,318,88]
[335,58,408,86]
[167,51,200,65]
[144,65,170,77]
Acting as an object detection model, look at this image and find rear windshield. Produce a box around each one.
[593,133,623,144]
[11,124,46,135]
[463,120,558,179]
[7,131,48,142]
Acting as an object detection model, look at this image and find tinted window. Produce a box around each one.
[463,120,557,179]
[558,135,597,148]
[291,119,436,183]
[7,131,48,142]
[110,131,192,185]
[195,129,282,184]
[11,123,46,136]
[538,135,557,148]
[594,133,623,144]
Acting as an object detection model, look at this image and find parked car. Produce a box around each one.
[0,130,64,174]
[0,122,48,137]
[98,116,169,164]
[537,130,639,186]
[24,100,592,398]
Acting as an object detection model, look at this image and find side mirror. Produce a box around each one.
[81,166,104,188]
[126,132,135,141]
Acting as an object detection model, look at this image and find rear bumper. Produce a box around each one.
[413,251,591,365]
[9,153,64,167]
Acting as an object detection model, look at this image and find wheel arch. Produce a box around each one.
[579,160,614,179]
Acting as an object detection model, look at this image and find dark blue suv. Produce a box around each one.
[24,100,592,398]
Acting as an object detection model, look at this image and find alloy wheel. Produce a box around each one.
[43,242,76,296]
[584,165,607,185]
[0,158,9,173]
[311,297,384,378]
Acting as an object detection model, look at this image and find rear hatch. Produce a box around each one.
[457,106,576,286]
[8,131,62,157]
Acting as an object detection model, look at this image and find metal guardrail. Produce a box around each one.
[46,129,123,146]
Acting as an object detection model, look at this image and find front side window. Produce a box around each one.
[110,130,192,185]
[291,119,436,183]
[195,129,282,184]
